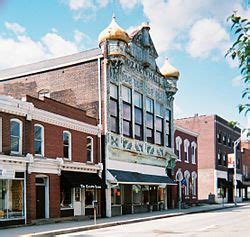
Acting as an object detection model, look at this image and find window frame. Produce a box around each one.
[10,118,23,155]
[155,102,164,145]
[191,141,197,164]
[122,85,132,137]
[184,139,190,163]
[175,136,182,161]
[110,83,119,134]
[34,124,44,157]
[86,136,94,163]
[63,131,72,160]
[146,97,154,144]
[134,91,143,141]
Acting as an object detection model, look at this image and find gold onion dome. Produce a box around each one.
[160,59,180,79]
[98,15,130,45]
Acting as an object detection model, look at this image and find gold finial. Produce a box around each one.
[160,58,180,79]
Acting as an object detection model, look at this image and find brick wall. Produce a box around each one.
[0,60,104,119]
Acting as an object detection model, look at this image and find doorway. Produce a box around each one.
[36,177,49,219]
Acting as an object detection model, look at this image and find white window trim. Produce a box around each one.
[184,139,190,163]
[175,136,182,161]
[10,118,23,155]
[184,170,190,196]
[34,124,45,157]
[191,141,197,164]
[191,171,197,196]
[63,131,72,160]
[87,136,94,163]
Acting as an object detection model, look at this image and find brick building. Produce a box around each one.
[242,140,250,200]
[172,125,198,208]
[0,95,103,226]
[0,16,179,217]
[176,114,243,203]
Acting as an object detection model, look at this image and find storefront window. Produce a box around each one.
[158,187,164,202]
[132,185,142,205]
[85,188,96,206]
[142,186,149,204]
[0,179,24,219]
[60,188,72,208]
[111,186,121,205]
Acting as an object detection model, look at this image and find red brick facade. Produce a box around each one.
[172,126,198,207]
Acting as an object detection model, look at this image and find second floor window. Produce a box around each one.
[110,84,119,133]
[87,136,93,162]
[63,131,71,160]
[175,136,182,160]
[34,124,44,156]
[134,91,143,140]
[165,109,171,147]
[184,139,190,162]
[155,103,163,145]
[191,142,197,164]
[217,132,222,143]
[146,97,154,143]
[10,119,22,154]
[122,86,132,137]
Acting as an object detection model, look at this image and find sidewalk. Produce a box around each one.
[0,202,248,237]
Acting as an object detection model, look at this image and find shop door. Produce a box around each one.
[74,188,82,216]
[36,185,45,219]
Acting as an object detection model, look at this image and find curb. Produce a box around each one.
[22,204,245,237]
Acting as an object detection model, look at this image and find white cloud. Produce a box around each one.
[174,102,184,118]
[232,75,242,87]
[4,21,26,34]
[68,0,95,10]
[119,0,138,10]
[0,22,93,69]
[186,18,230,59]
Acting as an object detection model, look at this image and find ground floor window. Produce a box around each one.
[85,188,97,207]
[111,186,121,205]
[0,179,24,219]
[60,187,72,208]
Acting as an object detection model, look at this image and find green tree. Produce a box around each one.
[226,12,250,116]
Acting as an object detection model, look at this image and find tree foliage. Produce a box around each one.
[226,12,250,117]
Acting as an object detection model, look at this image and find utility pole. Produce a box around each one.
[233,137,241,206]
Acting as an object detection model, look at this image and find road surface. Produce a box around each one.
[58,205,250,237]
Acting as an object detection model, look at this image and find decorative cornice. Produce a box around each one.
[0,96,100,135]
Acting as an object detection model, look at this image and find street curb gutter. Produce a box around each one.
[22,204,245,237]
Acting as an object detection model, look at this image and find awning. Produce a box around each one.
[108,169,176,185]
[61,171,106,188]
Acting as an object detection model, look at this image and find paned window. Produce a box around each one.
[63,131,71,160]
[110,84,119,133]
[155,102,163,145]
[122,86,132,137]
[165,109,171,147]
[34,124,44,156]
[146,97,154,143]
[10,119,22,154]
[87,136,93,162]
[134,91,143,140]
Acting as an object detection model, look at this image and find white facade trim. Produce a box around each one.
[0,95,100,136]
[107,159,167,177]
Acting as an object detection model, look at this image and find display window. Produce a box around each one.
[0,179,24,219]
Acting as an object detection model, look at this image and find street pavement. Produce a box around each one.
[0,203,248,237]
[58,204,250,237]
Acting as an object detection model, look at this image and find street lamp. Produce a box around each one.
[233,137,241,206]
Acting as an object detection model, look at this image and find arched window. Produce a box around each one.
[63,131,71,160]
[184,170,190,196]
[184,139,190,163]
[87,136,93,162]
[10,119,22,154]
[192,171,197,196]
[191,141,197,164]
[175,136,182,161]
[34,124,44,156]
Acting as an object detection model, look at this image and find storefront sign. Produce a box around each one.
[228,153,235,168]
[80,184,102,189]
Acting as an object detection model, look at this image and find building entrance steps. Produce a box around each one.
[0,202,249,237]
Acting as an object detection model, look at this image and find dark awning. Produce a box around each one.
[108,169,176,185]
[61,171,106,188]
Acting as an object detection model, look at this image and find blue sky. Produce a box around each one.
[0,0,249,128]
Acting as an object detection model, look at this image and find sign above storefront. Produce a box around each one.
[80,184,102,189]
